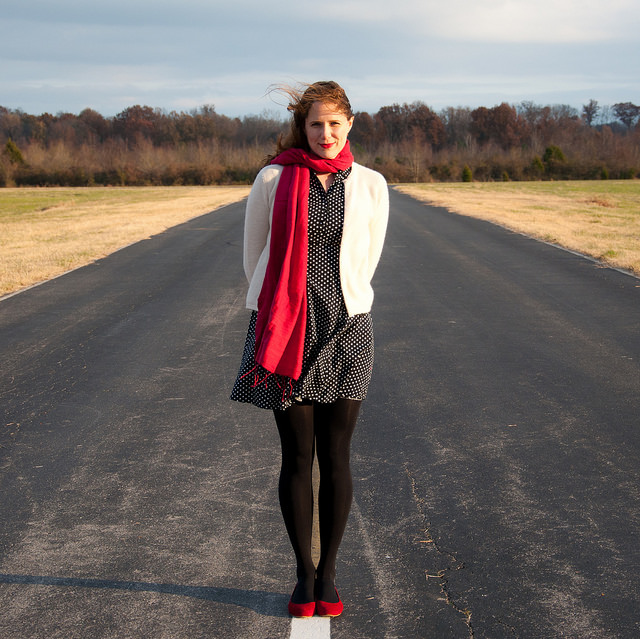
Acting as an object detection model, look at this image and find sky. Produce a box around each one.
[2,0,639,119]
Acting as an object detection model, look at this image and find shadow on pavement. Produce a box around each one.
[0,573,289,618]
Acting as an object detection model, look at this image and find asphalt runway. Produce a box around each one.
[1,189,639,638]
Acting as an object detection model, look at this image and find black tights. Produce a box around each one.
[274,398,361,604]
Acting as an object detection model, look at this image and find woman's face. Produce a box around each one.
[304,101,354,160]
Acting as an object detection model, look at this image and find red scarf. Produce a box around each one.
[253,142,354,381]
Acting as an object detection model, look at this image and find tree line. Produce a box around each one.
[1,99,638,186]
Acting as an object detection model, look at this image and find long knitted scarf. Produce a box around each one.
[253,142,354,381]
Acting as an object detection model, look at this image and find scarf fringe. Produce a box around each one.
[239,364,295,402]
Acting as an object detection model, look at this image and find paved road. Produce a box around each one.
[1,190,639,638]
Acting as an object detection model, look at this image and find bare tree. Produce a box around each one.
[613,102,640,129]
[582,99,599,126]
[439,106,472,148]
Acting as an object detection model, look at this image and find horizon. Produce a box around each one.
[1,97,633,122]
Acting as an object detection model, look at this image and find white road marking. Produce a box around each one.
[289,617,331,638]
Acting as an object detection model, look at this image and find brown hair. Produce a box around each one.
[268,81,353,158]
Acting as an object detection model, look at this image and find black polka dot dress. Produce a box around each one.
[231,167,374,410]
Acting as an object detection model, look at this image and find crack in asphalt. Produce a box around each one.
[404,462,474,638]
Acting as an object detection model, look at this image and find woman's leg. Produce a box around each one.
[273,403,316,603]
[313,398,361,602]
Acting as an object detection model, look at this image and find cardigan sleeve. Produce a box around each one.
[243,166,277,284]
[367,172,390,282]
[339,164,389,316]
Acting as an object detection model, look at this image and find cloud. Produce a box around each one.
[425,0,639,43]
[15,0,639,43]
[310,0,639,43]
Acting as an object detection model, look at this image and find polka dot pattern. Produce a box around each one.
[231,167,374,410]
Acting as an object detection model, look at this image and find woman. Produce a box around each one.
[231,81,389,618]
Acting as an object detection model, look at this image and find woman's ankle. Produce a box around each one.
[291,572,315,603]
[314,576,339,602]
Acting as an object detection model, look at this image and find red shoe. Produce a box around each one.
[315,589,344,617]
[288,587,316,618]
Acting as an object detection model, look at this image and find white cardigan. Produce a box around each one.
[243,162,389,316]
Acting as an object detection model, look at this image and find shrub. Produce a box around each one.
[4,139,25,165]
[531,156,545,175]
[543,145,566,164]
[429,163,453,181]
[461,165,473,182]
[542,145,569,178]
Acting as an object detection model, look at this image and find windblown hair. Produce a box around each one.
[267,81,353,160]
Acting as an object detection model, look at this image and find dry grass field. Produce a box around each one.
[396,181,640,276]
[0,186,250,297]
